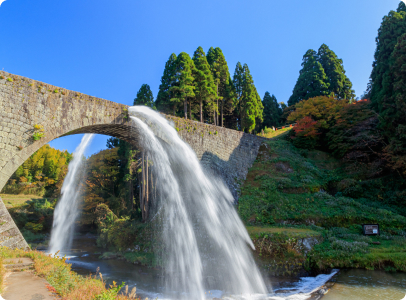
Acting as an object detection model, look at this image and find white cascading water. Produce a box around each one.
[129,106,268,299]
[48,134,94,255]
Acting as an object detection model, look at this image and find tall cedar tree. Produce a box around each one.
[156,54,177,114]
[240,64,263,133]
[223,76,238,129]
[170,52,195,119]
[370,3,406,112]
[233,62,244,129]
[262,92,281,128]
[207,47,230,126]
[192,47,217,123]
[380,33,406,173]
[288,50,330,106]
[134,84,154,108]
[317,44,355,100]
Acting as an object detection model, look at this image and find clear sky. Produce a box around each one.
[0,0,402,156]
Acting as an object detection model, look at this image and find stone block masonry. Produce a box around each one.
[0,70,266,248]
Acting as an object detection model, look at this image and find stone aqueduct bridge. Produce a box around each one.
[0,71,265,249]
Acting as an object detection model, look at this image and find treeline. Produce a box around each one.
[2,145,72,196]
[285,2,406,180]
[134,42,355,133]
[135,47,263,132]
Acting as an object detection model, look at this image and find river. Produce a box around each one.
[55,235,406,300]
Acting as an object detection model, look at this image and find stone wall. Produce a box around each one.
[0,70,265,248]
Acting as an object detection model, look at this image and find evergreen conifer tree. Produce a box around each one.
[397,1,406,13]
[192,47,217,123]
[134,84,154,108]
[223,76,238,129]
[288,50,330,106]
[262,92,281,128]
[233,62,244,129]
[370,5,406,111]
[156,54,177,114]
[379,33,406,172]
[170,52,195,119]
[240,64,263,133]
[317,44,355,100]
[206,47,230,126]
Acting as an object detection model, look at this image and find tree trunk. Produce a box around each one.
[189,99,192,120]
[221,96,224,127]
[200,98,203,123]
[184,98,187,119]
[145,154,149,220]
[141,152,145,222]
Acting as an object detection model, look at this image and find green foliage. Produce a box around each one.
[232,63,263,133]
[288,50,330,106]
[156,53,177,114]
[378,33,406,174]
[370,6,406,112]
[317,44,355,100]
[133,84,154,108]
[170,52,195,119]
[32,132,45,141]
[25,222,43,232]
[262,92,282,129]
[206,47,231,126]
[192,46,217,122]
[6,78,13,82]
[2,145,72,197]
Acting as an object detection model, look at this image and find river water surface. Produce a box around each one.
[58,235,406,300]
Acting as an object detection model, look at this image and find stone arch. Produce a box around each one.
[0,71,265,249]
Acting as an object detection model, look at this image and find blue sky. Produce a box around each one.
[0,0,402,156]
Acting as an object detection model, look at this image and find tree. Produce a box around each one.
[156,53,177,114]
[192,47,217,123]
[207,47,230,126]
[379,33,406,173]
[170,52,195,119]
[370,5,406,112]
[222,76,238,129]
[288,96,347,149]
[233,62,244,129]
[240,64,263,133]
[134,84,154,108]
[288,50,330,106]
[262,92,281,128]
[317,44,355,100]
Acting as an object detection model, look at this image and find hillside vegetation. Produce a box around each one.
[239,138,406,274]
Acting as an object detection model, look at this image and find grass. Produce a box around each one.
[246,226,321,238]
[239,138,406,273]
[0,247,143,299]
[0,194,40,209]
[258,127,292,139]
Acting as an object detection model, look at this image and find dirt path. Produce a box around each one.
[1,258,59,300]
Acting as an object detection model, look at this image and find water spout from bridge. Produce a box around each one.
[49,134,94,255]
[129,106,268,299]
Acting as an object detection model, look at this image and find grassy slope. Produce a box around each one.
[239,137,406,273]
[0,247,142,299]
[0,194,40,209]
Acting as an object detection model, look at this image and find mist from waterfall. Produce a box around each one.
[48,134,94,255]
[129,106,268,299]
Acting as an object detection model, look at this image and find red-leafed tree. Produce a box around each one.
[291,116,320,149]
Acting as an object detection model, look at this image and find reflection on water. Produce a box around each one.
[322,269,406,300]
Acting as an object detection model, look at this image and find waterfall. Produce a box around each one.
[48,134,94,255]
[129,106,268,299]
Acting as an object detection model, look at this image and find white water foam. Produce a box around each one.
[130,106,268,299]
[48,134,94,255]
